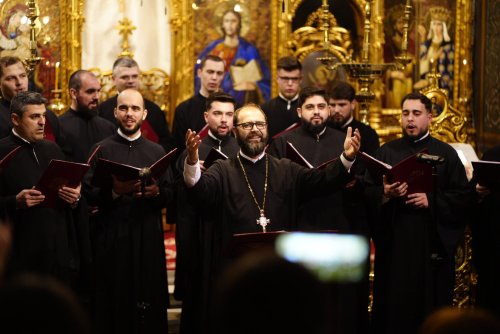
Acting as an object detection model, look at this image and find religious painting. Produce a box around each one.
[193,0,272,105]
[383,0,456,109]
[0,0,61,101]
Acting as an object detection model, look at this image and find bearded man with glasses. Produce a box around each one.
[183,103,361,333]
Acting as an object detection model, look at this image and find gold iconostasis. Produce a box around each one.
[1,0,497,149]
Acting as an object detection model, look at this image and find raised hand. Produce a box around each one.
[343,127,361,160]
[185,129,201,165]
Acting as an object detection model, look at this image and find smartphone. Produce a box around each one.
[275,232,369,283]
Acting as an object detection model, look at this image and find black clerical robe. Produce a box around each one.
[267,126,347,230]
[98,95,174,152]
[172,93,208,152]
[0,134,91,288]
[174,134,239,334]
[261,96,300,140]
[0,98,65,148]
[84,134,170,334]
[189,154,351,332]
[366,135,471,334]
[59,108,116,163]
[471,145,500,318]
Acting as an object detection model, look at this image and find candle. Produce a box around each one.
[54,62,60,90]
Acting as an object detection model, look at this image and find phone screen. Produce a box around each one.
[275,232,369,283]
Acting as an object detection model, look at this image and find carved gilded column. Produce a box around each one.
[169,0,193,128]
[59,0,84,107]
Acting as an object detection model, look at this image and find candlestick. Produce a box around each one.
[54,62,60,91]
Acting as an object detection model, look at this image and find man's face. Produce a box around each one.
[71,73,100,116]
[0,62,28,101]
[328,98,355,127]
[204,101,234,138]
[114,90,147,137]
[11,104,46,142]
[112,66,140,92]
[197,60,225,96]
[297,95,329,134]
[222,12,239,37]
[401,99,432,139]
[232,107,268,157]
[277,68,302,100]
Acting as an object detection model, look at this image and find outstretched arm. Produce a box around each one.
[183,130,202,187]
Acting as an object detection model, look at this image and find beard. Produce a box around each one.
[301,119,326,134]
[236,130,268,157]
[119,120,143,136]
[76,96,98,118]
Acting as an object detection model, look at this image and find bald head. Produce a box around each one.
[114,89,147,137]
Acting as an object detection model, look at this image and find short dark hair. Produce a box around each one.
[112,57,139,72]
[68,70,96,91]
[277,56,302,72]
[0,56,24,78]
[233,103,267,125]
[206,91,236,112]
[10,91,47,117]
[401,92,432,113]
[328,81,356,101]
[298,86,327,107]
[199,55,225,70]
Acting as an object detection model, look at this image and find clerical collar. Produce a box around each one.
[341,116,354,129]
[413,131,430,143]
[315,126,327,140]
[199,90,210,99]
[239,150,266,163]
[208,130,225,150]
[117,128,141,141]
[12,128,32,144]
[279,93,299,110]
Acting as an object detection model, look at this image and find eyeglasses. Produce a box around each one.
[278,76,301,83]
[235,122,267,130]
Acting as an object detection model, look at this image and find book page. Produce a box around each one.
[230,59,263,85]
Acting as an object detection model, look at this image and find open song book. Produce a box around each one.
[0,145,21,173]
[359,150,433,194]
[203,147,229,169]
[472,160,500,190]
[35,146,102,208]
[286,141,338,169]
[91,148,178,187]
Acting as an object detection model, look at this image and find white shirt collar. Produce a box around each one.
[117,128,141,141]
[239,150,266,163]
[278,93,299,102]
[341,116,354,129]
[12,128,31,144]
[414,131,430,143]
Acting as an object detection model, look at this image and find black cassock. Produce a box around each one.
[0,134,91,289]
[174,134,239,334]
[172,93,208,152]
[98,96,175,152]
[189,154,351,332]
[260,96,300,140]
[366,135,472,334]
[267,125,347,230]
[471,145,500,318]
[84,134,171,334]
[59,108,116,163]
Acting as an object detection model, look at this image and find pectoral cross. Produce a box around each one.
[256,210,270,233]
